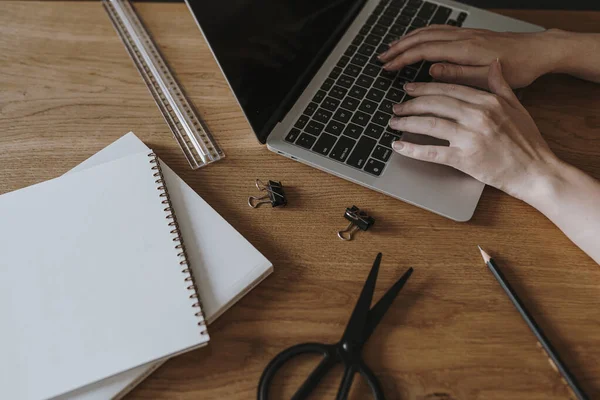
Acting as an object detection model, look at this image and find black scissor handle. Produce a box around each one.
[257,342,386,400]
[258,342,336,400]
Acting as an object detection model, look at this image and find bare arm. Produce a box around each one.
[387,61,600,264]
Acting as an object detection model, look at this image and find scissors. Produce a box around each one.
[258,253,413,400]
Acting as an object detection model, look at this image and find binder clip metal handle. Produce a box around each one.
[337,205,375,241]
[248,179,287,208]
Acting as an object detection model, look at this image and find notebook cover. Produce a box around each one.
[0,151,209,400]
[54,133,273,400]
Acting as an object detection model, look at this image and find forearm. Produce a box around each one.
[546,29,600,83]
[521,160,600,264]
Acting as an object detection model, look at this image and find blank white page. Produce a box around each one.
[0,151,209,400]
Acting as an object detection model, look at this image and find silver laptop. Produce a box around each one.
[185,0,542,221]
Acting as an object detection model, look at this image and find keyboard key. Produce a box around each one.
[333,108,352,123]
[329,135,356,162]
[366,88,385,103]
[364,158,386,176]
[356,74,375,88]
[349,85,368,99]
[458,11,468,23]
[376,44,389,54]
[402,7,418,17]
[343,123,363,139]
[379,100,394,114]
[378,15,394,27]
[372,111,391,126]
[406,26,418,34]
[295,115,309,129]
[345,45,358,57]
[371,25,387,36]
[341,96,360,111]
[325,120,345,136]
[351,111,371,126]
[374,77,392,91]
[447,19,458,26]
[416,64,433,82]
[383,7,399,18]
[392,77,409,89]
[365,123,384,139]
[364,64,380,77]
[386,88,405,102]
[412,17,427,27]
[399,67,418,80]
[390,24,406,36]
[305,120,324,136]
[312,90,326,104]
[351,54,369,67]
[345,64,362,77]
[352,34,365,46]
[380,69,397,80]
[366,15,378,25]
[383,34,399,45]
[369,54,384,66]
[321,78,334,91]
[380,131,401,147]
[337,55,351,68]
[304,102,318,116]
[330,67,342,80]
[430,6,451,24]
[322,96,341,111]
[417,2,437,19]
[312,133,337,155]
[365,35,381,46]
[347,136,377,169]
[358,43,376,56]
[359,99,378,114]
[396,15,412,25]
[338,75,355,89]
[314,108,333,124]
[360,25,370,35]
[285,128,301,143]
[330,85,348,100]
[372,145,393,162]
[296,133,317,149]
[374,4,385,14]
[407,0,423,7]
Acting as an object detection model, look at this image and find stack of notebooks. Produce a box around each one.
[0,133,273,400]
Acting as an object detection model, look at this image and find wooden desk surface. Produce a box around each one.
[1,2,599,399]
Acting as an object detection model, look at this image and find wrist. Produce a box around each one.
[514,156,572,216]
[543,29,597,77]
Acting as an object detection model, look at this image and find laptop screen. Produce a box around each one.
[187,0,366,143]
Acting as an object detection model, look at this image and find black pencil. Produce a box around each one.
[478,246,588,400]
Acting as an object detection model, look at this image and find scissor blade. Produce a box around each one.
[341,253,382,345]
[362,267,413,342]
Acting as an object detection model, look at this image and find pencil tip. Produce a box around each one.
[477,245,491,263]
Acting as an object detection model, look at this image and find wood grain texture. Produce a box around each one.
[1,3,599,399]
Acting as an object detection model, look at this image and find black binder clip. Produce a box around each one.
[337,206,375,241]
[248,179,287,208]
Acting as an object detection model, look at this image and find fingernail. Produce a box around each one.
[429,64,443,75]
[496,57,502,70]
[383,62,392,70]
[404,82,416,92]
[377,52,387,60]
[392,140,404,151]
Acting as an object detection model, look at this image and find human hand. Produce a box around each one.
[389,59,560,202]
[378,26,567,89]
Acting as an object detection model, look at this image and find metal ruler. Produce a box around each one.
[103,0,224,169]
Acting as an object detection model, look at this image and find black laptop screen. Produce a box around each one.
[187,0,365,143]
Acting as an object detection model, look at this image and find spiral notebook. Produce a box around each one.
[54,132,273,400]
[0,151,210,400]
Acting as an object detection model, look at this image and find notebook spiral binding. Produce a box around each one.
[148,152,208,338]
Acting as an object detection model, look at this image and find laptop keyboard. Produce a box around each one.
[285,0,468,177]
